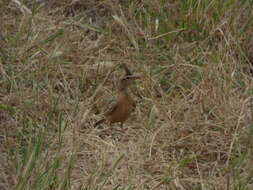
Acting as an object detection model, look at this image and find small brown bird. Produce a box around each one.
[94,73,140,127]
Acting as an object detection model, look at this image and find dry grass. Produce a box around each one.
[1,0,253,189]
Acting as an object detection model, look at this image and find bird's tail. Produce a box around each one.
[94,118,105,127]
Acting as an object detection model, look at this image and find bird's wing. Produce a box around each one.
[104,100,119,116]
[101,95,120,116]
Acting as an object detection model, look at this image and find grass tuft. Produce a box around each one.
[0,0,253,189]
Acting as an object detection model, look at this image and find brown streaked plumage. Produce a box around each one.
[94,74,140,127]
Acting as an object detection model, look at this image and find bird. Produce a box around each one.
[94,70,140,127]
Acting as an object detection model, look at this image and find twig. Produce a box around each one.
[12,0,32,15]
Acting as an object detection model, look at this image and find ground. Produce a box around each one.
[0,0,253,189]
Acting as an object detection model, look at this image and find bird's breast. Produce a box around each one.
[107,99,135,123]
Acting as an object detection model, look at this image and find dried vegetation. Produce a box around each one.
[0,0,253,189]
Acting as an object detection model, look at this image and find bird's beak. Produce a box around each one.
[128,74,141,80]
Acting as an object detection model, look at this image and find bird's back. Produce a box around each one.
[105,92,135,124]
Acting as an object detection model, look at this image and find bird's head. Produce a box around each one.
[119,74,140,89]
